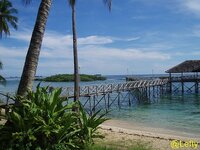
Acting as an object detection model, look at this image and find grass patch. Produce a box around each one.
[88,141,153,150]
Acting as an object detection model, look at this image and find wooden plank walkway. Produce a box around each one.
[61,79,169,98]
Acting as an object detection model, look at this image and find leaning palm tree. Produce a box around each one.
[0,0,18,38]
[68,0,111,101]
[0,61,6,85]
[17,0,53,97]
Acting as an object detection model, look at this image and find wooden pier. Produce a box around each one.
[62,79,168,98]
[2,60,200,115]
[166,60,200,94]
[61,79,169,114]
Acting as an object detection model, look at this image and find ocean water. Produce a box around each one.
[1,75,200,137]
[108,94,200,136]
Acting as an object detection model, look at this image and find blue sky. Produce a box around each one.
[1,0,200,77]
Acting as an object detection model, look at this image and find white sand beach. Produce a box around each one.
[99,120,200,150]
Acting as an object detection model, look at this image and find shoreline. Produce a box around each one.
[101,120,200,141]
[99,119,200,150]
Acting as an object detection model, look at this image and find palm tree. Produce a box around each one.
[17,0,53,97]
[0,61,6,85]
[68,0,112,101]
[68,0,79,102]
[0,0,18,38]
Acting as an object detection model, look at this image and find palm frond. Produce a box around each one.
[9,8,18,14]
[0,75,6,86]
[0,0,18,37]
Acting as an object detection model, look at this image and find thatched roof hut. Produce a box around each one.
[166,60,200,73]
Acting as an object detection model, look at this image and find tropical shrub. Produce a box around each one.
[77,104,108,149]
[0,85,107,150]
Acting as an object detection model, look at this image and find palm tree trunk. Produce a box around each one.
[72,4,80,102]
[17,0,52,98]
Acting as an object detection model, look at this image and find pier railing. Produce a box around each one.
[171,75,200,82]
[61,79,169,98]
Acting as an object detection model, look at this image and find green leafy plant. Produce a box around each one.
[0,86,78,149]
[77,102,108,148]
[0,85,108,150]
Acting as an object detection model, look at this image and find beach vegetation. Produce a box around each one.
[0,0,18,38]
[36,74,106,82]
[0,85,107,150]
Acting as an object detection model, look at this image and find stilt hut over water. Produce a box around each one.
[165,60,200,93]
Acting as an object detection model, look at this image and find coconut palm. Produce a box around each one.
[0,0,18,38]
[0,61,6,85]
[68,0,112,101]
[17,0,53,97]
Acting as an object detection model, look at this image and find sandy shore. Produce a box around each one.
[99,120,200,150]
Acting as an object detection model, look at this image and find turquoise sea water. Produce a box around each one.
[1,75,200,137]
[109,94,200,136]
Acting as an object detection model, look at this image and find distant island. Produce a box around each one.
[35,74,106,82]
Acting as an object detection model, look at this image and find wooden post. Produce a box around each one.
[181,72,184,94]
[93,95,96,113]
[169,73,172,93]
[160,85,163,95]
[153,86,155,98]
[148,87,151,99]
[118,92,121,109]
[128,91,131,106]
[104,94,107,112]
[89,96,92,116]
[195,82,199,94]
[156,86,159,97]
[108,93,110,109]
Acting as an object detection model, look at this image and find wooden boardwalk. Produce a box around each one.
[61,79,169,114]
[61,79,169,98]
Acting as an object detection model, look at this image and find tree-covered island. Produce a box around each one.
[35,74,106,82]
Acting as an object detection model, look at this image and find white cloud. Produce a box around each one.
[11,30,113,48]
[0,46,26,58]
[79,45,170,61]
[113,36,141,42]
[1,29,173,76]
[79,36,113,45]
[179,0,200,16]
